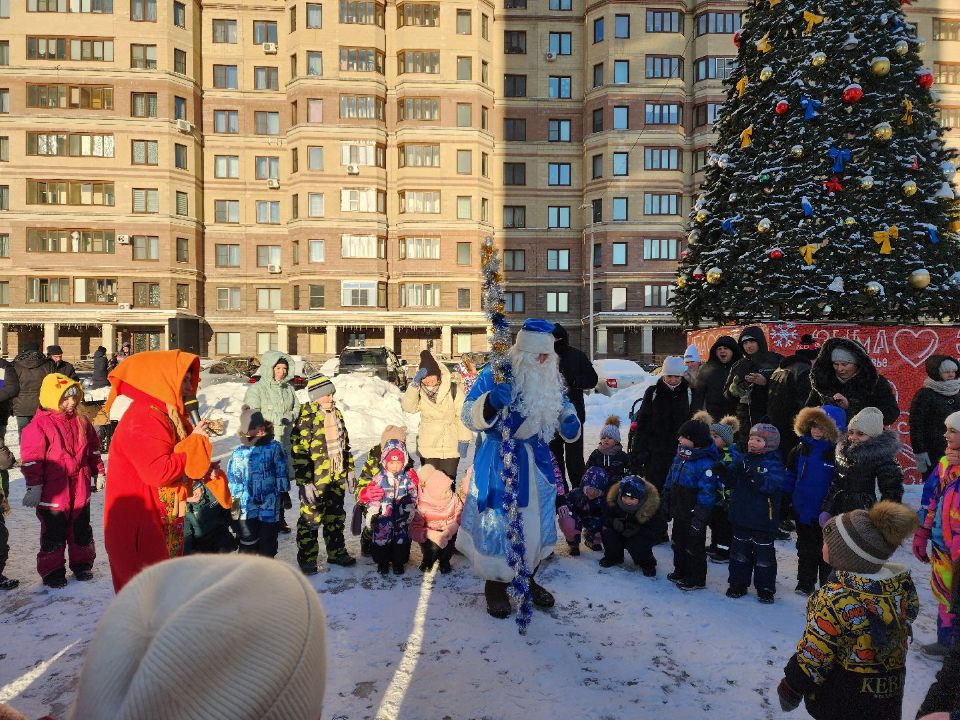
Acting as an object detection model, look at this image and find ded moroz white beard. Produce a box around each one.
[508,346,566,440]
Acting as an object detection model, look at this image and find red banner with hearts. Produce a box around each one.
[688,323,960,484]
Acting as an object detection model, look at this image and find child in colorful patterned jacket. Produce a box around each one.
[559,466,612,555]
[358,439,419,575]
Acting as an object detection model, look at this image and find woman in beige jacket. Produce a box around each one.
[402,351,471,479]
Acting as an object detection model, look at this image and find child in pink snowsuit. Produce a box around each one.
[21,373,104,588]
[410,465,463,574]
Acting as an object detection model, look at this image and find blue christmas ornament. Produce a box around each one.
[829,148,851,173]
[721,214,743,234]
[926,224,940,244]
[801,96,821,120]
[801,196,814,216]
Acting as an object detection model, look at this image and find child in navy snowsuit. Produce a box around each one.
[600,475,662,575]
[357,439,419,575]
[707,415,740,563]
[664,412,720,591]
[726,420,785,603]
[562,466,612,554]
[585,416,632,487]
[782,406,845,595]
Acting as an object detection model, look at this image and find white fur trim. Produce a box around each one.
[469,392,496,430]
[836,516,887,566]
[515,329,555,355]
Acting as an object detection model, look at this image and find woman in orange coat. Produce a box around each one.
[103,350,221,592]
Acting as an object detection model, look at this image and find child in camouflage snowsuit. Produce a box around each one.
[355,425,411,556]
[292,375,356,574]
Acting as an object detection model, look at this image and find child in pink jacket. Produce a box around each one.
[21,373,104,588]
[410,465,463,574]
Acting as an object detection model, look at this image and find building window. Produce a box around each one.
[174,96,187,120]
[643,193,680,215]
[133,282,161,306]
[457,288,471,310]
[594,17,604,43]
[547,248,569,270]
[173,1,185,27]
[482,106,488,129]
[504,0,525,7]
[548,206,570,228]
[340,95,384,120]
[615,14,630,38]
[131,139,158,166]
[256,246,282,268]
[549,0,571,8]
[457,103,471,127]
[255,156,281,179]
[696,12,741,36]
[646,9,682,33]
[504,118,525,140]
[341,280,385,307]
[504,31,526,54]
[307,239,325,263]
[549,32,571,54]
[215,155,240,178]
[457,242,471,265]
[74,278,117,303]
[400,283,440,307]
[934,18,960,40]
[692,148,711,172]
[592,154,603,179]
[549,76,571,98]
[26,180,115,205]
[503,205,526,228]
[340,189,385,213]
[504,292,524,312]
[307,3,322,27]
[481,13,489,38]
[214,199,240,223]
[304,146,322,170]
[0,233,7,257]
[612,197,627,221]
[213,64,239,88]
[0,281,8,305]
[646,55,681,79]
[645,284,674,307]
[27,132,115,157]
[644,147,679,170]
[549,119,571,142]
[399,236,440,259]
[176,191,188,216]
[614,60,629,84]
[130,44,157,69]
[398,144,440,167]
[504,163,526,185]
[457,9,471,33]
[339,47,383,73]
[254,67,279,90]
[27,229,116,253]
[176,284,189,308]
[255,112,280,135]
[256,201,280,224]
[397,50,440,74]
[216,288,240,310]
[503,250,525,271]
[548,163,571,186]
[27,37,115,61]
[481,152,489,177]
[0,42,8,66]
[613,151,628,176]
[308,193,324,216]
[216,332,241,354]
[253,20,278,44]
[593,63,604,88]
[212,19,238,43]
[611,288,627,312]
[457,149,472,174]
[132,188,159,213]
[309,284,325,309]
[592,198,602,222]
[643,237,680,259]
[646,103,682,124]
[695,57,736,81]
[694,103,722,127]
[214,109,239,133]
[176,237,188,262]
[940,107,960,129]
[27,278,71,303]
[613,107,628,129]
[215,244,241,267]
[27,84,114,110]
[611,242,628,265]
[546,292,569,313]
[935,62,960,85]
[397,2,439,26]
[456,196,472,219]
[504,74,527,97]
[257,288,281,310]
[174,49,187,75]
[131,92,158,117]
[254,333,277,354]
[592,108,603,132]
[340,0,385,26]
[397,97,438,121]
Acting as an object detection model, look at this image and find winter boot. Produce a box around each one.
[599,557,621,568]
[921,641,951,658]
[377,563,390,575]
[73,567,94,582]
[299,564,319,576]
[438,559,452,574]
[567,541,580,557]
[676,579,706,591]
[360,534,372,557]
[327,553,357,567]
[667,571,684,584]
[0,575,19,590]
[726,585,748,599]
[392,563,405,576]
[43,571,67,589]
[795,583,814,596]
[641,566,657,578]
[757,590,775,605]
[419,560,433,572]
[485,580,511,619]
[529,578,555,609]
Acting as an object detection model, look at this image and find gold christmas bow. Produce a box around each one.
[799,244,820,265]
[740,125,754,148]
[873,225,898,254]
[736,76,749,97]
[770,0,781,6]
[756,32,772,52]
[803,10,824,34]
[902,98,913,125]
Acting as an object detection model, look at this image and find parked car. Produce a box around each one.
[337,346,408,390]
[248,356,322,391]
[593,359,650,396]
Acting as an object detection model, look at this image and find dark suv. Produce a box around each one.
[337,346,408,390]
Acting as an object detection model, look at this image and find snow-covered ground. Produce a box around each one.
[0,376,946,719]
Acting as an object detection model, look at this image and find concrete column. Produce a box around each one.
[325,324,338,355]
[440,325,452,356]
[277,323,290,353]
[101,323,116,354]
[161,330,170,351]
[641,325,653,356]
[43,323,58,351]
[596,326,608,355]
[383,324,395,351]
[0,323,7,357]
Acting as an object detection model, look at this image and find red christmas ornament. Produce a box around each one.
[823,175,844,193]
[843,83,863,104]
[769,248,784,260]
[917,70,934,89]
[692,266,705,281]
[680,250,688,259]
[733,30,742,47]
[908,155,919,171]
[776,100,789,115]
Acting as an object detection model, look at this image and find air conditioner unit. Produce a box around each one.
[118,303,132,310]
[263,42,278,54]
[267,178,280,189]
[117,234,132,245]
[175,119,193,133]
[545,52,558,62]
[346,164,360,175]
[268,263,282,274]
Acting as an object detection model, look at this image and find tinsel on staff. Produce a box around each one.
[479,237,533,634]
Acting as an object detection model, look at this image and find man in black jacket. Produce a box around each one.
[724,326,783,448]
[47,344,79,381]
[0,342,55,438]
[89,346,111,389]
[767,334,820,457]
[549,324,599,489]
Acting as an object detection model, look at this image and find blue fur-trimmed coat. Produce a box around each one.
[456,364,581,582]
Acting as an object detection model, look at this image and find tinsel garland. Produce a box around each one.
[479,237,532,634]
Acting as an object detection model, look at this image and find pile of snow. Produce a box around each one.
[584,375,655,428]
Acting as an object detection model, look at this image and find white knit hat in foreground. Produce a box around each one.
[67,555,326,720]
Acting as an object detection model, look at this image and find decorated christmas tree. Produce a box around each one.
[672,0,960,326]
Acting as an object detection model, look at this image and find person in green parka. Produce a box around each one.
[244,351,301,533]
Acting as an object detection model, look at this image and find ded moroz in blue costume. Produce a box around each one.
[457,318,582,622]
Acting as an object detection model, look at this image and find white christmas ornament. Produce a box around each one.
[827,277,845,292]
[940,161,957,181]
[842,33,859,50]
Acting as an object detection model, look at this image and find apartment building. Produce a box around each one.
[0,0,957,362]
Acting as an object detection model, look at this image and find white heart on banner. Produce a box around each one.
[892,328,940,368]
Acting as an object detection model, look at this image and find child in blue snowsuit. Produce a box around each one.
[782,405,845,595]
[564,466,613,553]
[726,420,785,603]
[358,439,419,575]
[706,415,741,563]
[664,413,720,591]
[226,406,290,558]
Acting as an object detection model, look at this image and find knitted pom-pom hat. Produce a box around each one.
[824,500,918,574]
[600,415,622,443]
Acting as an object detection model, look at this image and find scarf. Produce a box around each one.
[422,383,440,404]
[598,442,623,457]
[677,445,694,460]
[923,376,960,397]
[321,405,344,476]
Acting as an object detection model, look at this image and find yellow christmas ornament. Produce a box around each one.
[677,276,688,288]
[902,180,918,197]
[799,244,820,265]
[872,122,893,142]
[865,281,883,297]
[706,267,723,285]
[803,10,825,34]
[736,76,749,98]
[758,218,772,232]
[811,51,827,67]
[873,225,898,254]
[696,210,709,223]
[909,269,931,289]
[759,65,773,81]
[902,98,913,125]
[844,216,855,227]
[740,125,754,148]
[871,56,891,76]
[951,219,960,232]
[756,32,772,52]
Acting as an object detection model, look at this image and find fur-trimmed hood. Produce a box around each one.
[793,406,845,444]
[836,429,900,466]
[925,353,960,381]
[606,479,660,523]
